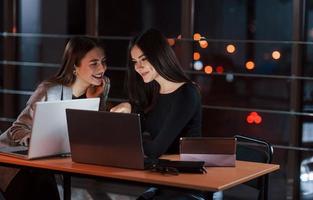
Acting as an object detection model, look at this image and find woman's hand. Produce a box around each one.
[19,134,31,147]
[86,79,105,98]
[110,102,131,113]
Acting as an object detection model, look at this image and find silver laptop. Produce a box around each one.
[66,109,150,169]
[0,98,100,159]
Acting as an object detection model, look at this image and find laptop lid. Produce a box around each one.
[0,98,100,159]
[66,109,146,169]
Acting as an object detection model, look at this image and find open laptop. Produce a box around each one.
[66,109,151,169]
[0,98,100,159]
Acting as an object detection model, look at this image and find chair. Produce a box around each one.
[233,134,274,200]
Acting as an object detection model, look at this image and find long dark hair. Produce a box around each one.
[45,36,104,86]
[127,28,191,113]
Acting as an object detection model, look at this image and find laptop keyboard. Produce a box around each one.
[13,150,29,155]
[0,145,28,154]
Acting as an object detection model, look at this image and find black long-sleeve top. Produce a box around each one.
[141,82,202,158]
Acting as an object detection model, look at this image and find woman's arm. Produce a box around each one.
[100,76,110,111]
[110,102,132,113]
[143,86,201,158]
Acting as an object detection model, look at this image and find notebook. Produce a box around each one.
[0,98,100,159]
[180,137,237,166]
[66,109,150,169]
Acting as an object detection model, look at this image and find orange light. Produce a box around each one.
[226,44,236,53]
[245,61,255,70]
[193,33,201,41]
[193,52,201,60]
[216,66,224,74]
[199,40,208,48]
[272,51,281,60]
[204,65,213,74]
[246,112,262,124]
[167,38,175,46]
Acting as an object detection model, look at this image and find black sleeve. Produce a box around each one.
[143,86,201,158]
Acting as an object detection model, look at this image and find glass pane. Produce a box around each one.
[0,36,3,59]
[202,109,291,146]
[303,80,313,112]
[0,0,3,33]
[304,44,313,77]
[102,39,130,68]
[17,0,85,34]
[0,37,3,87]
[192,75,290,110]
[195,0,292,40]
[191,42,292,76]
[2,63,57,91]
[2,93,30,119]
[99,0,181,37]
[11,37,67,63]
[304,0,313,78]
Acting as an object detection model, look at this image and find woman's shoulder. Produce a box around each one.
[28,82,64,104]
[179,82,200,96]
[168,82,201,110]
[26,82,51,106]
[184,81,199,89]
[36,81,51,90]
[168,82,201,104]
[36,82,62,95]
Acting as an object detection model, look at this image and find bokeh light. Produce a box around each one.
[204,65,213,74]
[272,51,281,60]
[199,40,208,48]
[226,73,234,82]
[226,44,236,54]
[167,38,175,46]
[193,61,203,71]
[193,52,201,60]
[216,66,224,74]
[246,112,262,124]
[245,61,255,70]
[193,33,201,41]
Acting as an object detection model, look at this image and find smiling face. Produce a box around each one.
[75,47,106,87]
[131,45,159,83]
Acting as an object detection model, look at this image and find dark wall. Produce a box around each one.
[99,0,141,36]
[68,0,85,34]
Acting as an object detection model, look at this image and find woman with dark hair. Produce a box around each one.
[111,28,201,159]
[0,36,110,199]
[111,28,202,199]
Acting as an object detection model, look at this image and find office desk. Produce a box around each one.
[0,155,279,200]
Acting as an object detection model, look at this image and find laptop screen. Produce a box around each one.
[27,98,100,159]
[66,110,146,169]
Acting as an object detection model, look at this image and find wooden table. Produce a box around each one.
[0,154,279,199]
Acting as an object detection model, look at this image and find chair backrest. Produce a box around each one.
[235,134,274,200]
